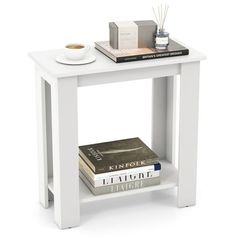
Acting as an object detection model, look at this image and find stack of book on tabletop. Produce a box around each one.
[95,20,189,63]
[95,39,189,63]
[79,137,161,195]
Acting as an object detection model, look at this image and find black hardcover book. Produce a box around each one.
[79,137,159,174]
[95,39,189,63]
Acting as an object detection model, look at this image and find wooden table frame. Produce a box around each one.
[30,43,205,229]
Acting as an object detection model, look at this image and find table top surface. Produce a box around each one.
[29,40,206,78]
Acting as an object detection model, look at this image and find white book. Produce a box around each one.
[80,171,160,195]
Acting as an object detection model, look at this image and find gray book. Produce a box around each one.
[80,171,160,195]
[79,137,159,174]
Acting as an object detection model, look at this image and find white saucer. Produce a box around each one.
[55,54,96,65]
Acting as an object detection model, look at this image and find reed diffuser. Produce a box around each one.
[152,3,169,49]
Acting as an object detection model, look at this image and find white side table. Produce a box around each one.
[29,43,205,229]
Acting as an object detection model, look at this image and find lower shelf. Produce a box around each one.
[48,160,177,204]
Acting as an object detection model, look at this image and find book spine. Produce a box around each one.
[80,164,160,187]
[79,157,160,180]
[80,171,160,195]
[95,157,159,174]
[116,49,189,63]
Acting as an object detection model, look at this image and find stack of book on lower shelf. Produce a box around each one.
[79,137,161,195]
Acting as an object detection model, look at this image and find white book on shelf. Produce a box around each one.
[80,158,160,187]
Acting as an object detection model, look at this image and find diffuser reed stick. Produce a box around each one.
[152,2,170,49]
[153,3,169,31]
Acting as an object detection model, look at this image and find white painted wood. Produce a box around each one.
[77,64,179,87]
[152,77,167,159]
[152,76,177,164]
[50,77,80,229]
[30,43,205,228]
[45,81,53,180]
[166,76,178,164]
[36,65,56,85]
[29,44,205,79]
[35,68,49,208]
[178,62,200,207]
[48,160,177,204]
[45,81,54,201]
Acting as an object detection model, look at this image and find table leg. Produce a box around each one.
[152,76,177,164]
[35,69,50,208]
[178,62,200,207]
[45,81,53,201]
[152,77,167,159]
[166,76,177,164]
[51,77,80,229]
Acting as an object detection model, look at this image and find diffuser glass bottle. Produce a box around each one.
[153,4,169,50]
[155,30,169,49]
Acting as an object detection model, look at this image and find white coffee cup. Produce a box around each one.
[64,44,90,60]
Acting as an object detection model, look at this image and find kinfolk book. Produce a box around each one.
[79,137,159,174]
[79,157,161,179]
[95,39,189,63]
